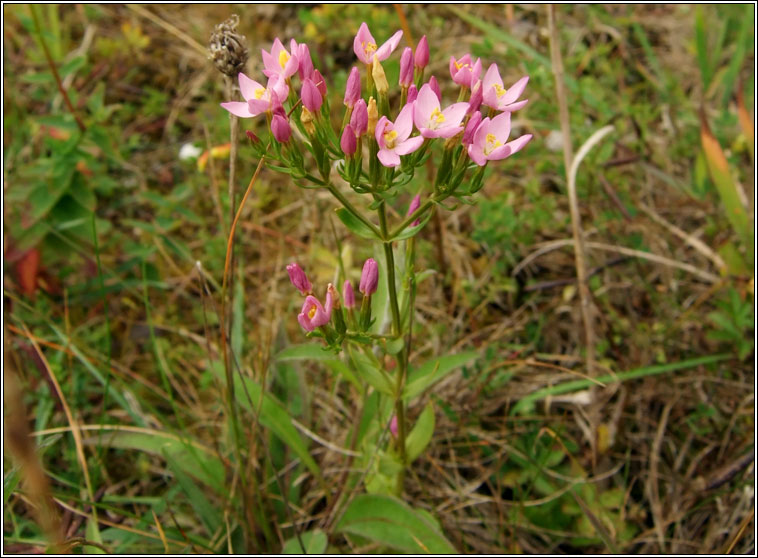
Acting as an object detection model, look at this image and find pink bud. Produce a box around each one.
[296,43,314,80]
[414,35,429,69]
[313,69,327,97]
[271,114,291,143]
[286,263,312,295]
[344,66,361,108]
[390,415,398,438]
[341,124,357,157]
[406,84,418,103]
[399,47,413,88]
[428,76,441,102]
[359,258,378,296]
[462,111,482,146]
[407,194,421,226]
[246,130,261,145]
[301,78,323,112]
[350,99,368,136]
[343,279,355,309]
[467,80,483,115]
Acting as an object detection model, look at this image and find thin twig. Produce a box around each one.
[547,5,596,379]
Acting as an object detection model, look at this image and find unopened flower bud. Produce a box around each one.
[344,66,361,108]
[294,41,314,80]
[399,47,413,88]
[341,125,357,157]
[301,78,323,112]
[359,258,378,296]
[246,130,261,145]
[390,415,398,438]
[350,99,368,136]
[462,111,482,146]
[327,283,341,309]
[313,69,327,97]
[372,57,389,95]
[468,80,483,115]
[414,35,429,70]
[286,263,312,295]
[343,280,355,309]
[271,114,291,143]
[300,106,316,135]
[367,97,378,136]
[407,84,418,103]
[407,194,421,226]
[429,76,441,102]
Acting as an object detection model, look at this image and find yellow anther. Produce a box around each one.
[254,88,266,100]
[430,107,446,126]
[278,50,290,69]
[484,133,502,155]
[454,60,470,71]
[308,305,317,319]
[384,129,398,149]
[494,84,507,98]
[362,41,377,55]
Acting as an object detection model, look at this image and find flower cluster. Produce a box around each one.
[287,259,378,337]
[221,23,533,337]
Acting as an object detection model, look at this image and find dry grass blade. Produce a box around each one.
[19,322,101,544]
[126,4,207,58]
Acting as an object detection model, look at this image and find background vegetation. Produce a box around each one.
[3,4,754,554]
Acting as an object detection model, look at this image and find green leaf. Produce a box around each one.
[229,371,321,477]
[335,494,457,554]
[282,529,328,554]
[392,209,434,241]
[164,453,222,536]
[403,351,479,401]
[4,469,20,506]
[348,345,394,396]
[335,207,380,240]
[405,402,435,462]
[82,429,225,493]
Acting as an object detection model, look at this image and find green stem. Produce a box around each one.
[327,182,383,239]
[390,199,435,238]
[378,202,408,493]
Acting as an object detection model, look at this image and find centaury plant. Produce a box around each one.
[219,20,531,541]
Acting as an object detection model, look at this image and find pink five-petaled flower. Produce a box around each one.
[221,73,288,118]
[375,103,424,167]
[467,111,532,166]
[359,258,379,295]
[262,38,299,80]
[297,291,334,332]
[286,263,312,295]
[482,64,529,113]
[449,54,482,88]
[413,83,468,139]
[353,22,403,64]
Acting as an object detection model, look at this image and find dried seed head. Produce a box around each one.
[208,14,249,77]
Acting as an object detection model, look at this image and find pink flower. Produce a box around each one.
[262,38,299,80]
[353,22,403,64]
[286,263,312,295]
[407,194,421,226]
[271,114,292,143]
[415,35,429,69]
[449,54,482,87]
[413,83,468,139]
[350,99,368,136]
[343,280,355,309]
[301,78,323,112]
[359,258,379,295]
[467,112,532,166]
[344,66,361,108]
[220,73,288,118]
[341,124,357,156]
[297,292,334,332]
[375,103,424,167]
[399,47,413,87]
[482,64,528,112]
